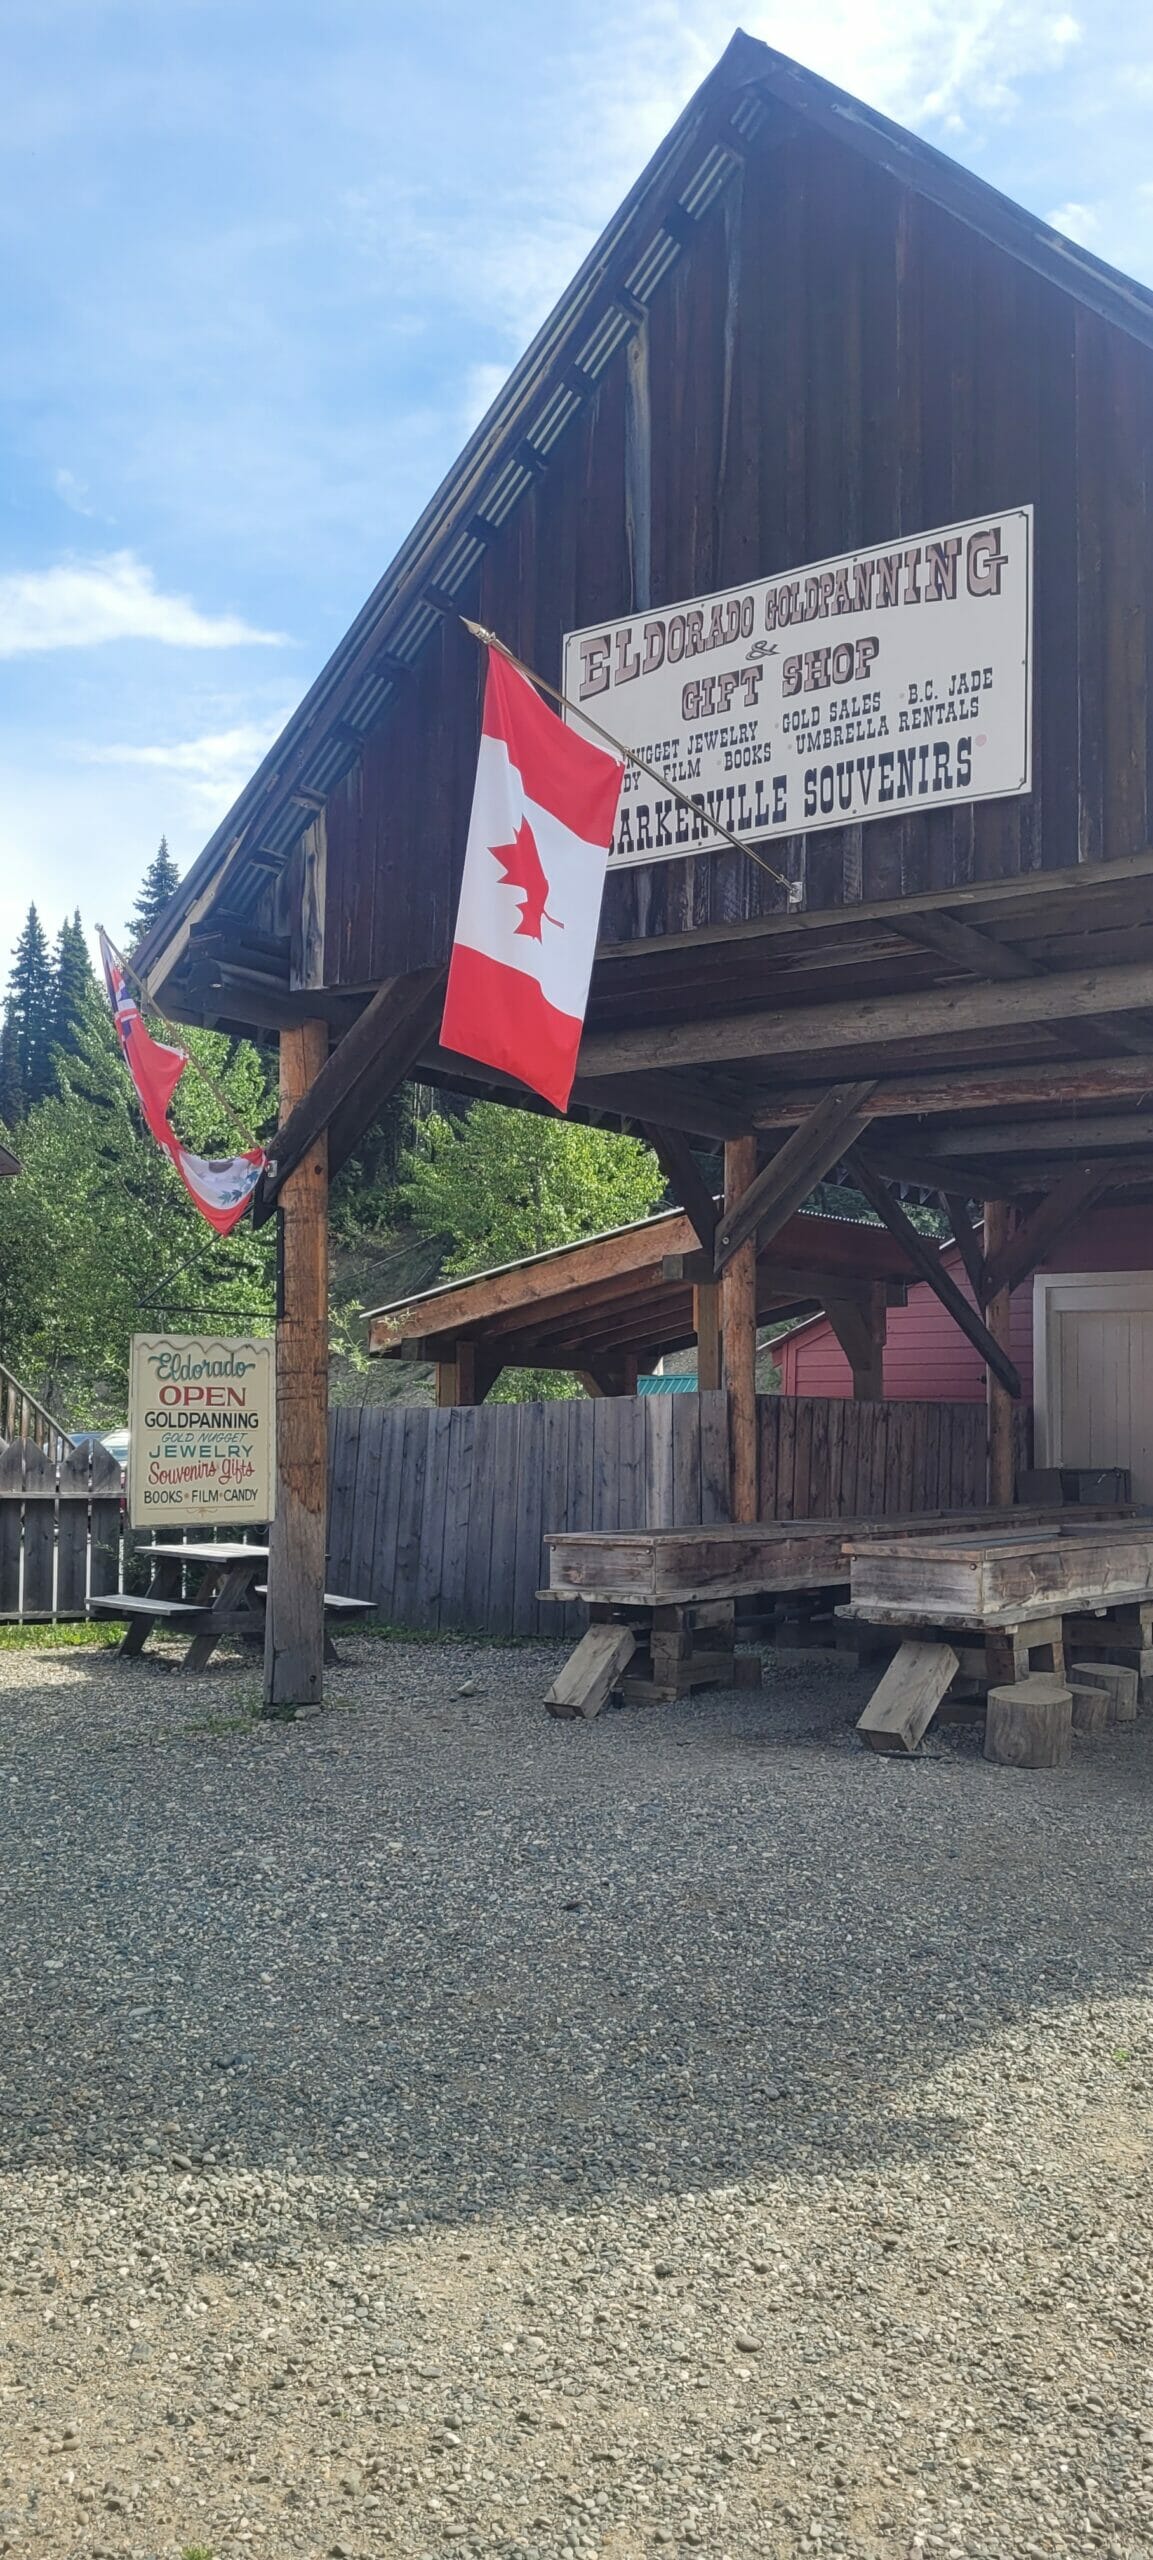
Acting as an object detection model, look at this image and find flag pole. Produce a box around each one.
[460,618,802,908]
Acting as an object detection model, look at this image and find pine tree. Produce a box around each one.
[51,910,93,1080]
[7,905,55,1109]
[0,1011,24,1126]
[127,836,181,945]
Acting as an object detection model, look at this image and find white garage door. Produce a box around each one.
[1034,1274,1153,1502]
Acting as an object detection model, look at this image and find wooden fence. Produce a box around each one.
[0,1392,1029,1631]
[0,1361,74,1462]
[327,1392,1028,1640]
[0,1438,124,1622]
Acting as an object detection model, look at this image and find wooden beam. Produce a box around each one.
[639,1123,718,1251]
[889,910,1042,981]
[981,1164,1114,1300]
[752,1054,1153,1121]
[255,968,443,1224]
[327,975,449,1179]
[822,1285,887,1400]
[984,1200,1015,1506]
[576,1354,639,1398]
[723,1136,759,1522]
[263,1020,329,1716]
[846,1151,1022,1399]
[941,1196,987,1306]
[578,961,1153,1081]
[713,1084,876,1274]
[693,1280,722,1393]
[859,1141,1047,1197]
[919,1111,1153,1160]
[369,1212,697,1352]
[594,845,1153,969]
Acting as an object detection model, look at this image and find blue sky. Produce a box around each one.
[3,0,1153,967]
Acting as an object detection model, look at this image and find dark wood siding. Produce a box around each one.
[321,113,1153,983]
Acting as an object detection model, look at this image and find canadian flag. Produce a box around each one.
[439,648,624,1112]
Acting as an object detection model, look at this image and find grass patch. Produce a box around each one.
[0,1619,124,1650]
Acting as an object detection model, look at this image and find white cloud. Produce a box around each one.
[1046,199,1100,242]
[82,717,289,822]
[460,360,514,435]
[0,551,286,657]
[52,465,98,517]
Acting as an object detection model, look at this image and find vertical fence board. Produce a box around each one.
[485,1405,521,1636]
[440,1406,478,1630]
[512,1398,546,1635]
[20,1444,57,1617]
[644,1396,675,1528]
[416,1406,454,1631]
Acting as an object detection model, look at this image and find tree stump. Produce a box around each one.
[984,1674,1072,1769]
[1068,1680,1109,1736]
[1075,1660,1139,1724]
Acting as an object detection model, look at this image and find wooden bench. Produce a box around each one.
[539,1505,1148,1723]
[842,1516,1153,1753]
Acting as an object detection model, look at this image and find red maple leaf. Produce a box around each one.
[488,815,563,941]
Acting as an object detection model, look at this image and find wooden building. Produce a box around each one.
[368,1205,917,1403]
[134,34,1153,1703]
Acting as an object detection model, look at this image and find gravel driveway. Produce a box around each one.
[1,1632,1152,2560]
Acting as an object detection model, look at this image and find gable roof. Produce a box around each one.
[135,30,1153,999]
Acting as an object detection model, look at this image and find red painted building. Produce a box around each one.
[777,1206,1153,1403]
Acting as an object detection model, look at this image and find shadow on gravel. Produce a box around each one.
[2,1636,1152,2226]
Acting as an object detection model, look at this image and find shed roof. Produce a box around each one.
[367,1203,915,1376]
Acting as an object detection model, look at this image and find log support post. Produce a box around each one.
[263,1019,329,1716]
[693,1279,722,1392]
[984,1198,1015,1507]
[723,1135,759,1522]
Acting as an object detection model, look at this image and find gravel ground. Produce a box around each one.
[1,1631,1152,2560]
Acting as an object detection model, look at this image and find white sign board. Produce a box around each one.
[563,507,1032,866]
[128,1333,275,1529]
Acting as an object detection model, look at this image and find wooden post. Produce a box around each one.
[263,1019,329,1715]
[436,1340,478,1406]
[723,1135,759,1522]
[822,1282,887,1399]
[984,1198,1015,1507]
[693,1279,722,1392]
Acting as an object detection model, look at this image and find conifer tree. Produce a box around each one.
[127,836,181,945]
[0,1012,24,1127]
[6,905,55,1109]
[51,909,93,1078]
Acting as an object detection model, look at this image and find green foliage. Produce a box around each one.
[50,909,93,1082]
[400,1103,665,1275]
[128,835,181,945]
[0,1013,23,1124]
[6,904,56,1109]
[487,1365,585,1402]
[0,975,275,1425]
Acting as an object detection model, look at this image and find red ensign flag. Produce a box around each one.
[439,650,624,1111]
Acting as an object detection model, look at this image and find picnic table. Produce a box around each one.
[90,1541,373,1670]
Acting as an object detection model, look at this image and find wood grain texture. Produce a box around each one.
[263,1019,329,1713]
